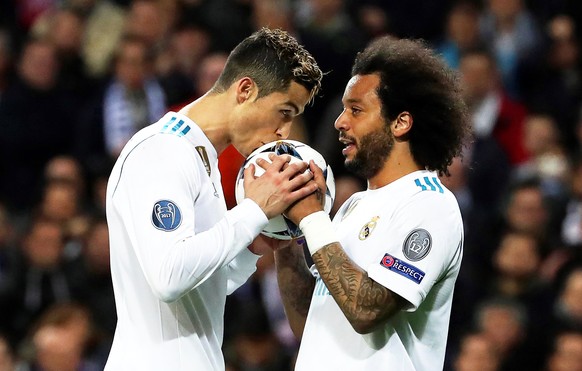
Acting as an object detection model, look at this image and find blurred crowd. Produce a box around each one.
[1,0,582,370]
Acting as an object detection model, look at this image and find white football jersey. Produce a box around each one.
[295,170,463,371]
[105,112,267,370]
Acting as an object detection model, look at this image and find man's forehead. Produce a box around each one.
[344,74,380,99]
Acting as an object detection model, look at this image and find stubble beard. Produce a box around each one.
[344,125,394,180]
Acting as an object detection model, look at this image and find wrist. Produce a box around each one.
[299,211,338,255]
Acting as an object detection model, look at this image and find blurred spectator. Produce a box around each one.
[456,44,534,305]
[489,229,555,338]
[84,158,114,218]
[474,297,541,370]
[0,218,78,346]
[502,177,555,240]
[561,156,582,248]
[0,38,76,215]
[124,0,174,49]
[35,180,91,259]
[103,35,166,157]
[452,332,500,371]
[70,0,126,78]
[224,301,293,371]
[511,115,571,237]
[459,47,530,166]
[69,216,116,338]
[479,0,543,98]
[545,330,582,371]
[515,114,570,198]
[194,52,229,99]
[491,230,545,296]
[77,35,166,161]
[44,155,86,199]
[352,0,453,42]
[521,15,582,153]
[435,0,484,70]
[156,22,212,107]
[41,156,94,253]
[17,303,103,371]
[251,0,296,34]
[179,0,253,52]
[353,3,391,41]
[295,0,367,142]
[15,0,58,32]
[552,267,582,333]
[32,7,98,108]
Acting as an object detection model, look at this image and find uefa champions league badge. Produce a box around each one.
[359,216,380,240]
[152,200,182,231]
[402,229,432,261]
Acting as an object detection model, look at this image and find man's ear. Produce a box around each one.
[236,77,255,104]
[392,112,413,137]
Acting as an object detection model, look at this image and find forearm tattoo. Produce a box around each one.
[312,243,400,328]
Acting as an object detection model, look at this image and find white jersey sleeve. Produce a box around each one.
[225,249,261,295]
[366,190,463,310]
[109,134,268,303]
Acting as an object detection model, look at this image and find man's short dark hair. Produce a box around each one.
[214,28,322,104]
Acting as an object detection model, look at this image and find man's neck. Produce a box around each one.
[367,143,423,190]
[178,93,232,155]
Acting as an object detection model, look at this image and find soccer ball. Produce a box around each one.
[235,140,335,240]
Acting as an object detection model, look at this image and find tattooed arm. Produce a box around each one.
[284,162,407,334]
[273,239,315,339]
[311,242,408,334]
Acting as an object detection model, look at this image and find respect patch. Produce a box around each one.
[379,253,425,284]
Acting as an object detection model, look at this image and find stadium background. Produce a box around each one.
[1,0,582,370]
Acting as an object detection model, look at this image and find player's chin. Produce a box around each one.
[246,144,264,158]
[234,145,251,158]
[343,155,355,165]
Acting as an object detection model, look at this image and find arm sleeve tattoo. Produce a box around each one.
[312,242,406,333]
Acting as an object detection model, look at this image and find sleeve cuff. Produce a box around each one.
[232,247,262,268]
[367,264,423,311]
[226,198,269,237]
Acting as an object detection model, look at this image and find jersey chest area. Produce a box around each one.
[333,196,394,264]
[192,147,227,232]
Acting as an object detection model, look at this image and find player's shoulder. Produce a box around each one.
[401,172,455,201]
[128,113,201,152]
[397,172,461,215]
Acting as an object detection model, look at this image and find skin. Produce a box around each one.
[274,74,420,337]
[177,77,318,239]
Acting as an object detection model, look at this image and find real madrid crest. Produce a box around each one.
[359,216,379,240]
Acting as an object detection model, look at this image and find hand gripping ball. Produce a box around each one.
[235,140,335,240]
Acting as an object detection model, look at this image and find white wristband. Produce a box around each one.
[299,211,338,255]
